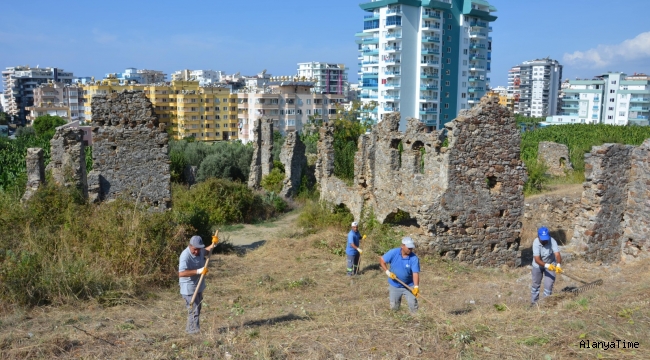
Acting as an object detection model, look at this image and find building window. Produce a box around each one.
[448,13,452,19]
[610,89,615,93]
[307,99,311,105]
[444,114,449,119]
[610,98,615,102]
[462,93,466,98]
[462,82,466,87]
[444,103,449,109]
[447,58,451,64]
[445,92,450,98]
[463,60,467,65]
[445,70,450,75]
[619,111,626,116]
[611,80,617,84]
[608,115,613,120]
[462,71,466,76]
[445,81,450,86]
[447,47,451,53]
[447,25,452,30]
[463,49,468,55]
[447,36,451,41]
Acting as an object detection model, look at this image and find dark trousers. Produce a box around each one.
[346,254,360,275]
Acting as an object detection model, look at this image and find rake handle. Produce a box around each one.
[392,277,436,307]
[190,230,218,309]
[560,271,588,285]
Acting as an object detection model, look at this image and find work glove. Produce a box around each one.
[212,235,219,245]
[412,286,420,298]
[385,270,397,280]
[554,263,563,274]
[357,248,363,255]
[362,234,367,240]
[545,263,556,272]
[196,266,208,275]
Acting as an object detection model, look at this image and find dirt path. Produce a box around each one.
[219,210,301,248]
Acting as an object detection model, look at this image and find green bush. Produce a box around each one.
[523,159,549,195]
[32,114,66,139]
[261,168,285,194]
[297,200,354,233]
[169,140,253,183]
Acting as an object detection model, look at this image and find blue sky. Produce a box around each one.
[1,0,649,88]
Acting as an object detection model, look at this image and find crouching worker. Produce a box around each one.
[531,227,563,305]
[379,237,420,313]
[178,235,218,334]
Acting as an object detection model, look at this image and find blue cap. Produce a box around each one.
[538,227,551,241]
[189,235,205,248]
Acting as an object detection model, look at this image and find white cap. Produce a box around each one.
[401,237,415,248]
[351,222,358,227]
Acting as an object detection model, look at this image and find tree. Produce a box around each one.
[32,115,67,139]
[0,112,9,125]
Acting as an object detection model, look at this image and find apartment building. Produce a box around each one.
[356,0,496,130]
[82,77,239,141]
[506,66,521,113]
[546,72,650,126]
[237,79,345,143]
[487,86,515,113]
[172,69,225,86]
[2,66,75,125]
[508,58,562,118]
[25,82,85,125]
[105,68,167,84]
[297,62,349,96]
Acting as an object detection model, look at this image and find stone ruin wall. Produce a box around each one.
[87,91,171,210]
[316,97,528,266]
[538,141,573,176]
[279,131,306,198]
[247,118,273,189]
[46,127,88,197]
[21,148,45,202]
[570,140,650,264]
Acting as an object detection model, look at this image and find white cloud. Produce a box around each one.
[563,31,650,68]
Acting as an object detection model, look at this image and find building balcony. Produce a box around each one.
[630,98,650,103]
[383,106,400,112]
[420,73,438,79]
[562,105,579,109]
[364,14,379,20]
[384,71,401,77]
[419,109,437,114]
[384,45,401,52]
[362,60,379,65]
[360,94,378,99]
[468,87,484,93]
[469,55,486,61]
[470,43,486,49]
[421,60,440,67]
[422,36,440,43]
[363,37,379,44]
[562,96,580,101]
[629,115,649,120]
[467,98,480,103]
[468,76,485,82]
[384,83,401,88]
[386,8,402,15]
[363,48,379,55]
[421,48,440,55]
[630,106,649,111]
[383,95,400,100]
[469,31,488,39]
[423,11,442,18]
[384,32,402,39]
[385,21,402,28]
[469,21,488,28]
[420,85,439,90]
[383,58,401,65]
[361,84,378,89]
[422,23,441,31]
[419,96,438,102]
[468,65,485,71]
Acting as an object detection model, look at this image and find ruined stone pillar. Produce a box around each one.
[620,139,650,263]
[279,131,306,198]
[46,127,88,198]
[247,117,273,189]
[21,148,45,202]
[538,141,573,176]
[314,123,335,183]
[570,144,633,263]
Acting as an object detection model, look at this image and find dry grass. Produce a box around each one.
[1,225,649,359]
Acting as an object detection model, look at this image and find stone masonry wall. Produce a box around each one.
[317,96,527,267]
[619,139,650,264]
[247,118,273,189]
[279,131,306,198]
[21,148,46,202]
[538,141,573,176]
[46,127,88,198]
[570,144,633,263]
[87,91,171,210]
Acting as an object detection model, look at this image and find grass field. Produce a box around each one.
[1,221,648,359]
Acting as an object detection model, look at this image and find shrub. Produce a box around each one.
[32,114,66,139]
[298,200,354,233]
[261,168,284,194]
[523,159,548,195]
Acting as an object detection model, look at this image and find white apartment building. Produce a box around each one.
[2,66,75,125]
[508,58,562,118]
[25,82,85,125]
[356,0,496,130]
[545,72,650,126]
[237,79,345,143]
[297,62,349,96]
[172,69,225,86]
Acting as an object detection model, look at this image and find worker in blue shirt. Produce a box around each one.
[345,222,362,276]
[379,237,420,313]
